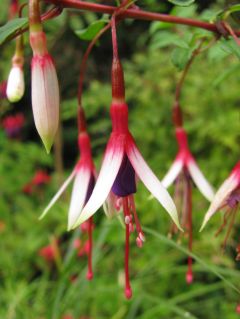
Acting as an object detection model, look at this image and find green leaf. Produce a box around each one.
[151,31,189,49]
[171,47,192,70]
[75,20,108,41]
[220,38,240,60]
[0,18,28,45]
[168,0,195,7]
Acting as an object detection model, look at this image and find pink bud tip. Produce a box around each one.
[136,237,143,248]
[125,287,132,299]
[236,304,240,314]
[186,271,193,284]
[86,271,93,280]
[125,216,130,224]
[129,223,134,233]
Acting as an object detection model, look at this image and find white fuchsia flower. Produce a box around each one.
[162,127,214,284]
[162,127,214,201]
[200,162,240,258]
[71,42,181,297]
[41,131,95,231]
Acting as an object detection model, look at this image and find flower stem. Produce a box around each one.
[44,0,240,36]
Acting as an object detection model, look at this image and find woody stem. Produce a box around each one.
[44,0,240,36]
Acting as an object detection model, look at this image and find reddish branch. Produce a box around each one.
[45,0,240,36]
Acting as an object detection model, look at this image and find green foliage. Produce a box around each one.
[0,18,28,45]
[0,0,240,318]
[168,0,195,6]
[75,19,109,41]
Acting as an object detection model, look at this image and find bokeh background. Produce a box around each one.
[0,0,240,318]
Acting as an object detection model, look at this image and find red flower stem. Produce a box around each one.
[222,21,240,46]
[77,1,129,108]
[173,40,204,128]
[77,23,111,106]
[44,0,240,36]
[87,217,93,280]
[122,197,132,299]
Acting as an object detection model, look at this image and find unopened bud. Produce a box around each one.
[6,65,24,102]
[31,51,59,153]
[136,236,143,248]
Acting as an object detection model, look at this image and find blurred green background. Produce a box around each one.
[0,0,240,318]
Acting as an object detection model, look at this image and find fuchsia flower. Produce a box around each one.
[32,170,51,186]
[162,127,214,283]
[41,130,95,231]
[29,0,60,153]
[41,111,95,280]
[22,170,51,194]
[162,127,214,201]
[71,17,181,296]
[2,113,24,139]
[201,161,240,256]
[38,239,59,263]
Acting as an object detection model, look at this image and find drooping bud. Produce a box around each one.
[29,0,60,153]
[6,36,25,103]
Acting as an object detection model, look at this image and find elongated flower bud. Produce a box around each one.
[29,0,60,153]
[7,36,25,103]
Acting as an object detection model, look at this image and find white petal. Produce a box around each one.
[6,66,25,102]
[188,160,215,202]
[73,135,125,227]
[127,142,183,231]
[162,159,183,188]
[40,170,76,220]
[68,168,91,230]
[31,54,60,153]
[200,174,238,231]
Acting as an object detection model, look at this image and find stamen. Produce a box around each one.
[129,195,145,245]
[222,206,238,250]
[122,197,132,299]
[86,217,93,280]
[215,209,232,237]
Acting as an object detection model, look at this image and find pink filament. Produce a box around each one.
[123,197,132,299]
[86,217,93,280]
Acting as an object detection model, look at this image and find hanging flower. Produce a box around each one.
[41,109,95,279]
[72,17,181,299]
[200,161,240,257]
[38,238,60,263]
[161,126,214,284]
[29,0,60,153]
[22,170,51,194]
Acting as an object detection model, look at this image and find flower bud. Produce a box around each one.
[7,36,25,103]
[30,31,60,153]
[29,0,60,153]
[6,65,24,103]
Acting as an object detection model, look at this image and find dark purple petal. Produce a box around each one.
[112,155,136,197]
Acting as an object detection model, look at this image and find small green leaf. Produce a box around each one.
[151,31,189,49]
[168,0,195,7]
[220,38,240,60]
[171,47,192,70]
[75,20,108,41]
[0,18,28,46]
